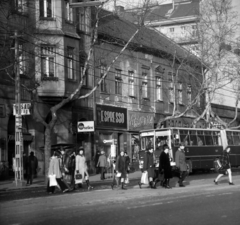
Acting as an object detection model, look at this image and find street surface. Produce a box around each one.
[0,172,240,225]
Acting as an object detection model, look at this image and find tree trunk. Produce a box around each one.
[44,127,52,184]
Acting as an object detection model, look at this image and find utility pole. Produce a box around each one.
[11,30,24,185]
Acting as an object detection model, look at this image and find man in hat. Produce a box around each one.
[175,143,188,187]
[97,150,107,180]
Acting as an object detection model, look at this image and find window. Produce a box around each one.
[115,69,122,95]
[178,82,183,104]
[187,85,192,104]
[41,46,55,77]
[205,131,214,145]
[40,0,53,18]
[197,95,201,107]
[65,0,73,22]
[67,47,74,80]
[128,71,135,97]
[79,8,89,32]
[100,65,107,92]
[169,79,174,103]
[181,26,186,33]
[19,44,25,74]
[156,77,163,101]
[169,27,174,33]
[14,0,26,13]
[142,69,148,98]
[192,25,197,37]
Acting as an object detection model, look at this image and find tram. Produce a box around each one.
[139,128,240,172]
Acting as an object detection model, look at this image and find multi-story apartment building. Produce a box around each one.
[119,0,240,128]
[0,0,203,179]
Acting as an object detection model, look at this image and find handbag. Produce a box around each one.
[75,173,83,184]
[141,171,149,185]
[49,174,58,187]
[75,173,82,179]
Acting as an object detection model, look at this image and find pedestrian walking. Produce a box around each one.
[160,144,173,189]
[214,147,234,185]
[115,151,128,190]
[110,160,120,190]
[97,151,108,180]
[175,143,188,187]
[95,150,101,174]
[26,152,38,185]
[124,151,130,185]
[139,147,156,189]
[47,152,69,194]
[75,147,93,190]
[68,151,76,190]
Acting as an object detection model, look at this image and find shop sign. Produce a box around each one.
[96,105,127,129]
[129,111,154,131]
[13,103,31,116]
[78,121,94,132]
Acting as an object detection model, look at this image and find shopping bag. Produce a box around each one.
[125,174,129,184]
[141,171,149,185]
[49,174,58,187]
[116,172,122,177]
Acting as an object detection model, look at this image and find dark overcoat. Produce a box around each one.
[116,155,127,179]
[220,151,231,169]
[160,151,172,179]
[143,152,155,178]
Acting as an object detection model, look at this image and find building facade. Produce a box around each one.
[0,0,204,179]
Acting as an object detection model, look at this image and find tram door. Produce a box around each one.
[155,130,174,164]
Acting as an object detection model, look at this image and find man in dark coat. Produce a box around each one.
[175,143,187,187]
[160,144,172,189]
[95,150,101,174]
[116,151,128,190]
[26,152,38,185]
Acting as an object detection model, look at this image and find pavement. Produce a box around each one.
[0,170,142,192]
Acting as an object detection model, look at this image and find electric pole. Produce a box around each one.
[11,30,24,185]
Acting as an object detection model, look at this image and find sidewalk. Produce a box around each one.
[0,171,142,192]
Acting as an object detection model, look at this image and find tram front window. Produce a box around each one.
[141,136,154,151]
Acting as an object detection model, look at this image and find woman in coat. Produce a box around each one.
[47,152,69,194]
[160,144,172,189]
[214,147,234,185]
[139,147,156,189]
[75,147,93,190]
[115,151,128,190]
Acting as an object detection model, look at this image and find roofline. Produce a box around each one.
[147,15,199,27]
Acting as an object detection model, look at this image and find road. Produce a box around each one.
[0,173,240,225]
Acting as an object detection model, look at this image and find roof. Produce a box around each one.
[122,0,200,24]
[97,9,201,65]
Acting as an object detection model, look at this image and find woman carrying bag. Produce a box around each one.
[139,147,156,189]
[115,151,128,190]
[214,147,234,185]
[75,147,93,190]
[47,152,69,194]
